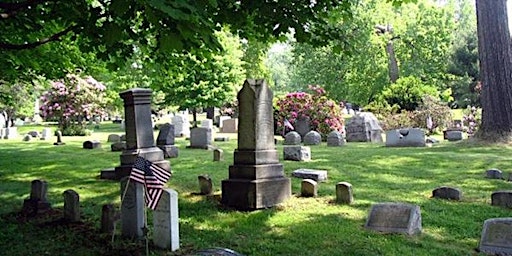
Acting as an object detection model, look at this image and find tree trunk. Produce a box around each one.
[475,0,512,141]
[386,40,399,83]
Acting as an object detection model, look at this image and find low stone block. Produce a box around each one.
[365,202,422,235]
[491,191,512,208]
[486,169,503,179]
[83,140,101,149]
[214,137,230,142]
[301,179,318,197]
[292,169,328,182]
[107,134,122,143]
[327,131,345,147]
[446,130,463,141]
[111,142,126,152]
[385,128,426,147]
[479,218,512,255]
[283,146,311,161]
[432,186,462,201]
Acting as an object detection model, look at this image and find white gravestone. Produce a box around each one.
[153,189,179,251]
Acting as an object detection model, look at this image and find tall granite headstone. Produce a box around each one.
[221,79,291,210]
[120,177,145,239]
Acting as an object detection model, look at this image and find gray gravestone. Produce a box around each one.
[491,191,512,208]
[172,114,190,137]
[345,112,383,143]
[188,127,212,149]
[54,130,65,145]
[107,134,122,143]
[283,146,311,161]
[432,186,462,201]
[153,188,179,251]
[28,131,39,138]
[283,131,301,145]
[198,175,213,195]
[336,182,353,204]
[213,148,223,161]
[385,128,426,147]
[446,130,463,141]
[101,204,118,233]
[479,218,512,255]
[221,118,238,133]
[294,116,311,140]
[22,179,51,216]
[301,179,318,197]
[156,123,175,146]
[486,168,503,179]
[292,169,328,182]
[83,140,101,149]
[221,79,291,210]
[365,202,422,235]
[303,131,322,145]
[120,177,145,239]
[327,131,345,146]
[63,189,80,222]
[111,142,127,152]
[22,134,32,142]
[201,119,214,130]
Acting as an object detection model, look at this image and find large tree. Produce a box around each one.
[475,0,512,141]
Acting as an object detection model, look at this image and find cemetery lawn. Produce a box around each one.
[1,123,511,256]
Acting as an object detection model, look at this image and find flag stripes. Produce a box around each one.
[129,156,171,210]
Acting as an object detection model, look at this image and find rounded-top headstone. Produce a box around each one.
[432,186,462,201]
[486,168,503,179]
[327,131,345,147]
[303,131,322,145]
[284,131,302,145]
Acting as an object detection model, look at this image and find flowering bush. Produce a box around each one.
[40,74,107,135]
[463,105,480,136]
[274,85,344,137]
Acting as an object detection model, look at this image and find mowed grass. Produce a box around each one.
[1,122,511,256]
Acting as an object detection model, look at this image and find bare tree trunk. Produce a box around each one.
[386,40,399,83]
[475,0,512,141]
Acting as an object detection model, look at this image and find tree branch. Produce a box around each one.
[0,25,77,50]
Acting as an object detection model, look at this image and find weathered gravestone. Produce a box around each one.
[385,128,426,147]
[365,202,422,235]
[327,131,345,147]
[292,169,328,182]
[107,134,122,143]
[283,146,311,161]
[283,131,301,145]
[156,123,178,158]
[193,248,245,256]
[221,118,238,133]
[83,140,101,149]
[213,148,223,161]
[486,168,503,179]
[188,127,212,149]
[22,134,32,142]
[303,131,322,145]
[63,189,80,222]
[201,119,214,130]
[446,130,464,141]
[111,142,127,152]
[22,179,51,216]
[120,177,145,239]
[432,186,462,201]
[336,182,353,204]
[221,79,291,210]
[41,128,52,140]
[218,116,231,128]
[198,175,213,195]
[4,126,18,139]
[301,179,318,197]
[294,116,311,141]
[153,188,179,251]
[478,218,512,255]
[101,204,118,233]
[53,130,65,145]
[491,191,512,208]
[345,112,383,143]
[172,114,190,137]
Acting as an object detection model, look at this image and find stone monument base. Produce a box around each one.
[22,198,51,216]
[221,177,291,210]
[159,145,179,158]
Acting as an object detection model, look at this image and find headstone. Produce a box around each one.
[198,175,213,195]
[491,191,512,208]
[107,134,122,143]
[22,134,32,142]
[40,128,51,140]
[283,131,301,145]
[101,204,118,233]
[53,130,65,145]
[0,128,5,139]
[63,189,80,222]
[303,131,322,145]
[385,128,426,147]
[221,118,238,133]
[446,130,464,141]
[83,140,101,149]
[172,114,190,137]
[292,169,328,182]
[336,182,353,204]
[0,114,4,128]
[214,137,230,142]
[4,126,18,139]
[120,177,145,239]
[327,131,345,146]
[111,142,127,152]
[486,168,503,179]
[120,119,125,130]
[153,188,179,251]
[193,248,245,256]
[28,131,39,138]
[345,112,383,143]
[22,179,51,216]
[218,116,231,129]
[188,127,212,149]
[508,172,512,182]
[221,79,291,210]
[213,148,223,161]
[283,146,311,161]
[156,123,175,146]
[201,119,214,130]
[432,186,462,201]
[478,218,512,255]
[160,145,179,158]
[301,179,318,197]
[294,116,311,140]
[365,202,422,235]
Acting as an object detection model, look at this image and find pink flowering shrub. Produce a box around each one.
[40,74,107,135]
[274,85,344,137]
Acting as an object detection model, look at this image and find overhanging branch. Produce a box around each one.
[0,25,78,50]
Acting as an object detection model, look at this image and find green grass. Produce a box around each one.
[1,122,511,255]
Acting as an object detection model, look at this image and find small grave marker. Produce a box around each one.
[301,179,318,197]
[491,191,512,208]
[336,182,353,204]
[283,146,311,161]
[486,168,503,179]
[283,131,301,145]
[153,188,179,251]
[83,140,101,149]
[478,218,512,255]
[365,202,422,235]
[63,189,80,222]
[303,131,322,145]
[22,179,51,216]
[292,169,327,182]
[53,130,65,145]
[432,186,462,201]
[198,175,213,195]
[213,148,223,161]
[101,204,118,233]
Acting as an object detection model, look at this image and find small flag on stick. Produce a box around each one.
[284,119,294,130]
[130,156,171,210]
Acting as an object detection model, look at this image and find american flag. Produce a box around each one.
[129,156,171,210]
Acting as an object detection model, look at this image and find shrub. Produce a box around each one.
[379,76,441,111]
[274,85,344,137]
[462,105,480,136]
